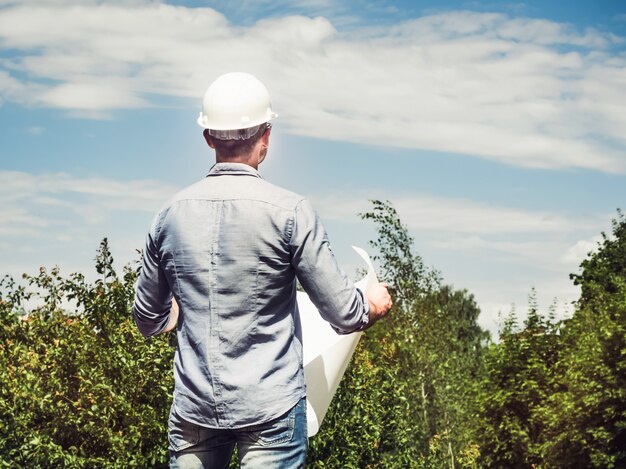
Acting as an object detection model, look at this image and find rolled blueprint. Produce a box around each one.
[299,246,378,437]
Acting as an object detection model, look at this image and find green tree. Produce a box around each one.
[307,200,488,467]
[572,209,626,309]
[540,210,626,468]
[360,199,440,313]
[473,210,626,468]
[473,291,561,468]
[417,285,488,468]
[364,201,488,468]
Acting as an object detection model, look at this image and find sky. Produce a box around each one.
[0,0,624,338]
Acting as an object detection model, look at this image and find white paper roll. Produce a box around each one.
[299,246,378,437]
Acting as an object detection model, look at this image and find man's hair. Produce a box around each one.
[210,125,267,159]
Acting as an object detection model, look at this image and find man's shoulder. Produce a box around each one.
[162,175,307,212]
[254,178,306,210]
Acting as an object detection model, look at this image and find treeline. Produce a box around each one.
[0,201,624,467]
[310,202,625,468]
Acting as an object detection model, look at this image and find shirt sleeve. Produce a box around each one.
[132,218,173,338]
[290,199,370,334]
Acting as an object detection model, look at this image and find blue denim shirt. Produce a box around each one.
[132,162,370,429]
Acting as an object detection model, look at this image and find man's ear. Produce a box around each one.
[261,126,271,146]
[257,126,270,165]
[203,129,215,148]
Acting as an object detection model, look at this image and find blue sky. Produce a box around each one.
[1,0,624,337]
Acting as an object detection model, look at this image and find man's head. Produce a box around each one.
[198,72,277,167]
[203,123,271,167]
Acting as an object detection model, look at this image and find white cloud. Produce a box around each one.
[393,195,589,234]
[430,236,566,268]
[314,191,598,235]
[496,17,612,47]
[478,301,515,339]
[0,169,180,280]
[0,70,43,105]
[39,82,147,111]
[478,295,575,341]
[560,235,602,266]
[0,3,624,173]
[0,205,52,237]
[0,170,178,238]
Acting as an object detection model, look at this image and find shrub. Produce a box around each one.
[0,239,174,468]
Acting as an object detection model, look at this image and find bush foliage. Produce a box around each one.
[0,241,173,468]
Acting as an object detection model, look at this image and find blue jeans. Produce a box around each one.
[169,398,307,468]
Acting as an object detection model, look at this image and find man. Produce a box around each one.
[132,72,392,468]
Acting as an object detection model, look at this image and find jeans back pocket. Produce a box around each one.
[244,407,295,446]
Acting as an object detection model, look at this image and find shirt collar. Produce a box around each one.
[206,162,262,179]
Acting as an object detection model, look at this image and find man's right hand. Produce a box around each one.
[366,282,392,325]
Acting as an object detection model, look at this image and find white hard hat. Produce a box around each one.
[197,72,278,140]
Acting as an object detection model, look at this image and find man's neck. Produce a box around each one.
[216,154,258,170]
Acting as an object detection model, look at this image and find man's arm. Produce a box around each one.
[290,199,391,333]
[163,298,179,333]
[132,230,175,338]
